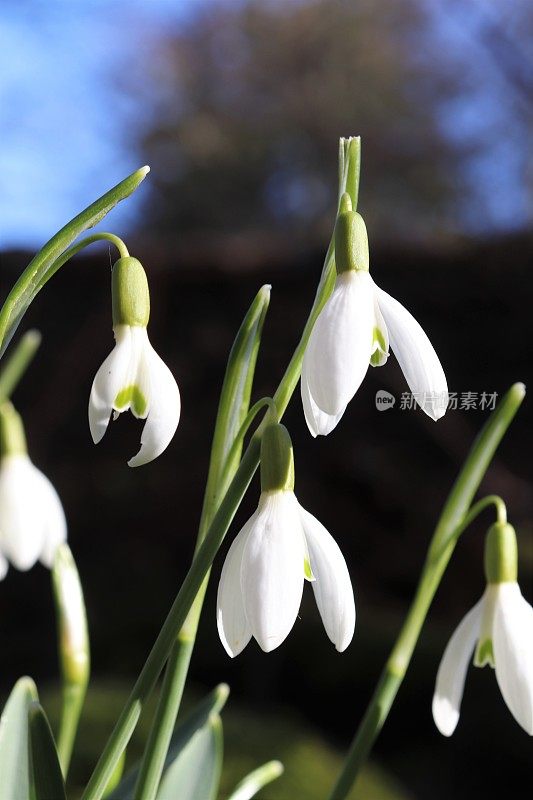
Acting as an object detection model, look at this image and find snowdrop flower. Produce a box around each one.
[89,256,180,467]
[433,522,533,736]
[301,194,448,436]
[0,402,66,577]
[217,422,355,656]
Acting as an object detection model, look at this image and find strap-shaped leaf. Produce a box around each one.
[156,714,222,800]
[0,677,38,800]
[0,166,149,357]
[28,702,67,800]
[108,684,229,800]
[227,760,284,800]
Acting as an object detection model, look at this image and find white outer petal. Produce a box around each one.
[88,326,133,443]
[35,470,67,568]
[305,271,374,415]
[241,492,306,652]
[128,337,181,467]
[300,353,346,437]
[432,598,483,736]
[374,284,448,421]
[493,582,533,735]
[298,504,355,651]
[0,550,8,580]
[216,516,255,657]
[0,456,47,570]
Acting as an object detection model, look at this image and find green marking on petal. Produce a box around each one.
[370,327,388,367]
[474,638,495,668]
[114,385,148,417]
[304,557,315,582]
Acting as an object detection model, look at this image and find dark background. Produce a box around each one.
[0,1,532,798]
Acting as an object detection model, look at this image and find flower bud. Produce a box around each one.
[260,423,295,493]
[111,256,150,328]
[484,522,518,584]
[334,193,369,275]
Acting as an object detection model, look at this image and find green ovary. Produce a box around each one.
[474,638,495,668]
[114,385,148,417]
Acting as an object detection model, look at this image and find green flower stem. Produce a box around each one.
[0,167,147,357]
[57,683,87,776]
[0,329,41,402]
[35,232,130,293]
[328,382,525,800]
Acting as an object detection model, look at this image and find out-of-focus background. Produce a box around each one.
[1,1,532,798]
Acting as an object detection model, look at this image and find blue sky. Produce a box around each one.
[0,0,531,248]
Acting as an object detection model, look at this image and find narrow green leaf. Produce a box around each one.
[200,284,271,529]
[0,677,38,800]
[0,329,41,402]
[28,703,67,800]
[0,166,149,357]
[108,684,229,800]
[156,714,222,800]
[227,760,284,800]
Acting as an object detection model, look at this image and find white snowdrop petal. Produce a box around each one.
[374,284,448,420]
[298,504,355,651]
[241,492,305,652]
[127,339,181,468]
[0,456,46,570]
[0,551,8,580]
[305,271,374,416]
[493,583,533,735]
[88,326,133,443]
[300,354,346,437]
[216,517,255,657]
[432,599,483,736]
[34,470,68,569]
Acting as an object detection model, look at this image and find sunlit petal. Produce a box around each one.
[375,284,448,420]
[241,492,305,652]
[88,326,133,443]
[305,271,374,415]
[298,504,355,651]
[128,337,181,467]
[432,598,483,736]
[300,353,346,437]
[217,516,255,658]
[0,456,46,570]
[493,583,533,735]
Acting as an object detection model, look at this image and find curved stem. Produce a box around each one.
[328,383,525,800]
[35,233,129,293]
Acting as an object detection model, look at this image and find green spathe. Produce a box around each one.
[484,522,518,584]
[334,193,369,275]
[0,401,27,457]
[112,257,150,327]
[260,423,295,493]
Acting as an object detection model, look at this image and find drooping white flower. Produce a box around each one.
[217,423,356,656]
[301,195,448,436]
[433,523,533,736]
[0,402,66,577]
[88,256,180,467]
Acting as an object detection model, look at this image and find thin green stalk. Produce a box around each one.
[0,329,41,402]
[57,684,87,775]
[328,382,525,800]
[35,232,129,293]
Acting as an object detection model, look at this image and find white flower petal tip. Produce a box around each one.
[217,522,253,658]
[493,583,533,735]
[374,284,448,421]
[89,326,181,467]
[301,356,346,437]
[298,505,356,652]
[0,455,67,575]
[432,600,483,737]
